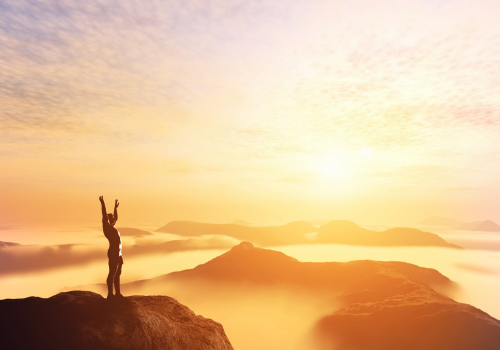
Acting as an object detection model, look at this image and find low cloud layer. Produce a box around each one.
[0,236,238,276]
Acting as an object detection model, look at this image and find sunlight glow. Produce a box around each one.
[360,146,373,157]
[314,155,347,179]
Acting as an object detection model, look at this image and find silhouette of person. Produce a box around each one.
[99,196,123,299]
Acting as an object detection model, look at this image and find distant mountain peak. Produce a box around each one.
[475,220,500,232]
[231,219,252,226]
[319,220,367,232]
[418,217,463,228]
[230,241,255,251]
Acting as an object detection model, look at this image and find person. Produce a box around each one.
[99,196,123,299]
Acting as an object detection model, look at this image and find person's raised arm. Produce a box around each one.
[99,196,107,222]
[114,199,119,223]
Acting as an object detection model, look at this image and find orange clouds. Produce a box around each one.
[1,0,500,225]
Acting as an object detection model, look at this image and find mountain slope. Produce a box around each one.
[156,220,317,245]
[0,291,233,350]
[474,220,500,232]
[156,220,462,249]
[63,242,500,349]
[458,220,500,232]
[317,221,462,249]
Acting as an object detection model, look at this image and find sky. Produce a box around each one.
[1,0,500,226]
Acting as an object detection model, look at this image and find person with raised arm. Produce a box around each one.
[99,196,123,299]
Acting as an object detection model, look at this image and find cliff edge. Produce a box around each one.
[0,291,234,350]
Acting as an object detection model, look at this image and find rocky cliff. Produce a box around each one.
[0,291,234,350]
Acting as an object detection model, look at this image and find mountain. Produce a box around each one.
[314,285,500,350]
[0,290,233,350]
[416,217,500,233]
[64,243,500,349]
[231,219,252,226]
[317,221,462,249]
[459,221,483,230]
[116,227,153,236]
[458,220,500,232]
[472,220,500,232]
[156,220,317,246]
[307,219,332,227]
[156,220,462,249]
[64,241,455,295]
[418,217,464,228]
[153,241,456,290]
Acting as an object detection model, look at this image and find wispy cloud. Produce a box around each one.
[0,235,237,276]
[2,0,500,223]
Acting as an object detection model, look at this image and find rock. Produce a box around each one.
[0,291,234,350]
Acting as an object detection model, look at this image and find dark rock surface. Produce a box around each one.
[0,291,234,350]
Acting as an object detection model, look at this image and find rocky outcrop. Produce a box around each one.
[0,291,234,350]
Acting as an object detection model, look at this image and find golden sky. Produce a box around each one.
[1,0,500,225]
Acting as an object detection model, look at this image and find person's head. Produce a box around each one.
[107,213,115,226]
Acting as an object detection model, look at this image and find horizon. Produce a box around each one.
[2,1,500,349]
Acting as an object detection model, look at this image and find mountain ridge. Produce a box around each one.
[156,220,462,249]
[418,217,500,232]
[62,242,500,349]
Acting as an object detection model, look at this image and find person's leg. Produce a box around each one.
[107,260,118,297]
[114,260,123,296]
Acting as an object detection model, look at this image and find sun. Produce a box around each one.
[313,154,347,179]
[360,146,373,157]
[318,161,341,177]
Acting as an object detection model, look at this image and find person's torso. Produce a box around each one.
[103,222,122,256]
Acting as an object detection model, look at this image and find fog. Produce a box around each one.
[1,225,500,349]
[275,241,500,320]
